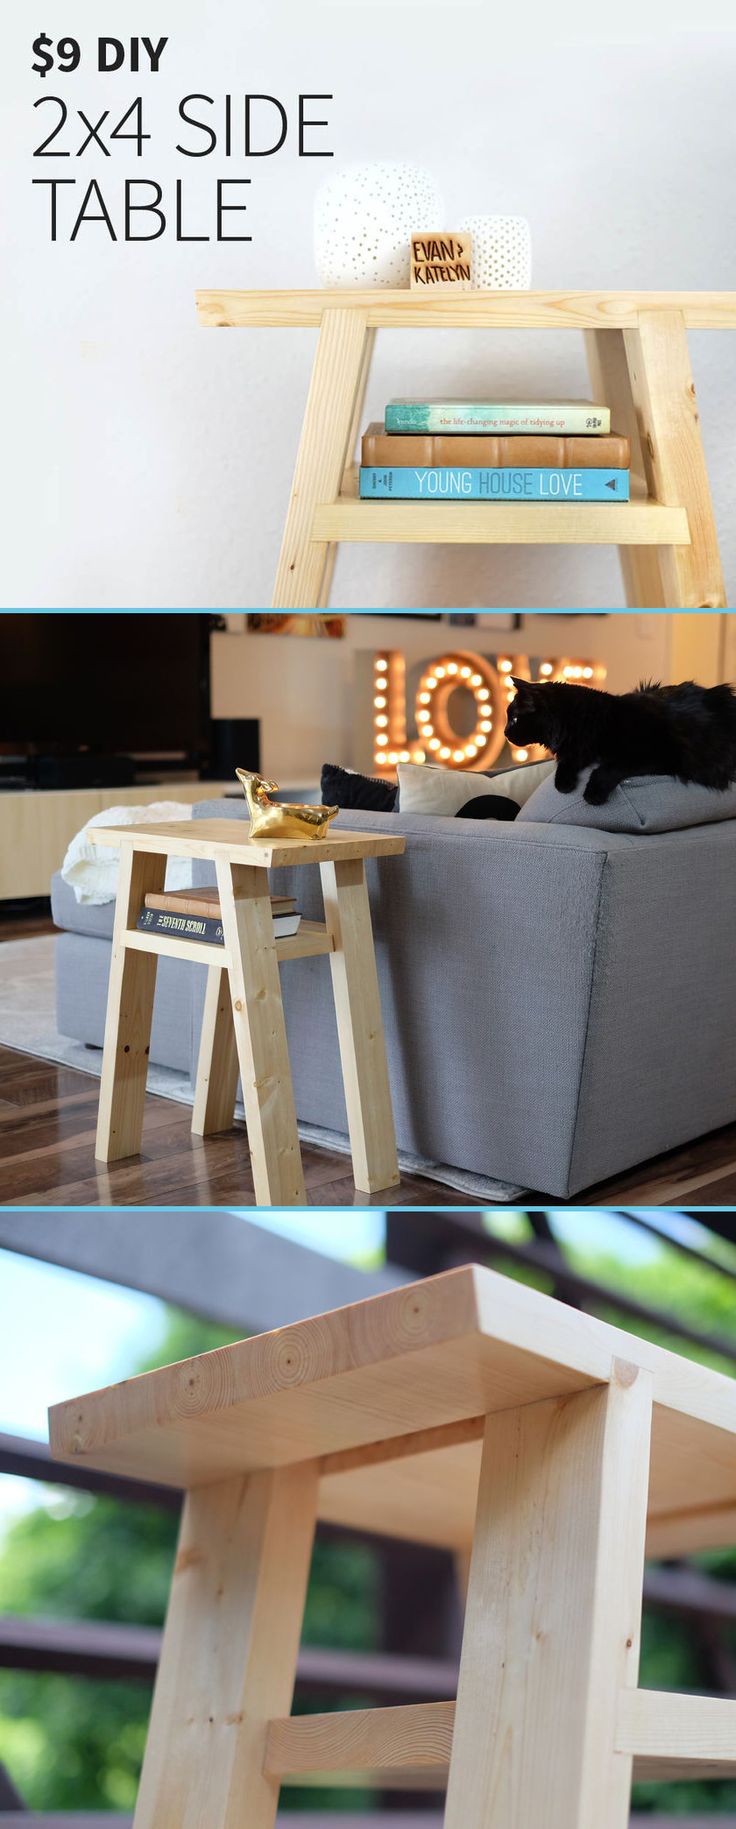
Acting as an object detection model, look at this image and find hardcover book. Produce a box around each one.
[144,887,297,919]
[361,424,629,469]
[359,467,630,502]
[136,906,302,945]
[384,400,611,435]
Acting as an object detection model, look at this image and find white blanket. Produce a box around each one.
[61,802,195,905]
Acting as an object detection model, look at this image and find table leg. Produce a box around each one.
[133,1461,318,1829]
[191,964,239,1137]
[445,1365,653,1829]
[272,307,372,609]
[320,857,400,1194]
[315,325,376,608]
[584,326,667,608]
[623,310,726,608]
[216,860,306,1205]
[95,843,166,1162]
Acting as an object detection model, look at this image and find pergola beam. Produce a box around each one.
[0,1210,403,1334]
[386,1213,736,1365]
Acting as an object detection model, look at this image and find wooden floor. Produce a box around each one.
[2,1039,735,1211]
[1,910,735,1210]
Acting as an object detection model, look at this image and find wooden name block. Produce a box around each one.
[410,233,473,289]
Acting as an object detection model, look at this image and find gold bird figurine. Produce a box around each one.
[236,769,340,841]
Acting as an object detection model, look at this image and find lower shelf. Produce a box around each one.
[123,919,332,970]
[313,491,690,547]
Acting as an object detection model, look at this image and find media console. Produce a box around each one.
[0,780,233,902]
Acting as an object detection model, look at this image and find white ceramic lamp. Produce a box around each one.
[314,162,446,288]
[459,215,532,289]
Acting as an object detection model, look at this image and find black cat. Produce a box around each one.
[505,677,736,805]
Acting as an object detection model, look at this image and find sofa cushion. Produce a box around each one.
[518,768,736,833]
[51,871,116,939]
[396,757,554,817]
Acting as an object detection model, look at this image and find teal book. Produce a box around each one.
[359,467,630,502]
[384,400,610,435]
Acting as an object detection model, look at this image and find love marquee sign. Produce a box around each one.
[370,650,606,772]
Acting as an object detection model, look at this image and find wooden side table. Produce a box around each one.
[49,1264,736,1829]
[91,819,405,1205]
[196,288,736,611]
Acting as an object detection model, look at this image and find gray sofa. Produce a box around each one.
[51,788,736,1199]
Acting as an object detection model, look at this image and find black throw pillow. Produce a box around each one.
[321,761,398,812]
[457,795,520,821]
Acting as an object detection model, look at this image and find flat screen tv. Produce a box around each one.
[0,614,212,765]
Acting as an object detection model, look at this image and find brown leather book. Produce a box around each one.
[144,887,296,918]
[361,423,630,469]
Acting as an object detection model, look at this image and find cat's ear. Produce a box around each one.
[510,675,536,696]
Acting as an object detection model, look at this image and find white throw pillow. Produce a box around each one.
[396,757,554,817]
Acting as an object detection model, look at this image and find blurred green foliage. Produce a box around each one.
[0,1228,735,1813]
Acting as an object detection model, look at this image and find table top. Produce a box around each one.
[90,820,406,870]
[49,1265,736,1557]
[195,289,736,331]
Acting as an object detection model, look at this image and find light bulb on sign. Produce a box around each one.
[371,648,605,771]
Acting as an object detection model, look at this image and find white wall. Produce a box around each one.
[4,0,736,610]
[210,611,705,778]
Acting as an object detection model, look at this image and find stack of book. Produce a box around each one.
[359,400,630,501]
[136,887,302,948]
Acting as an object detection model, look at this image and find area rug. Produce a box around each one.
[0,935,528,1204]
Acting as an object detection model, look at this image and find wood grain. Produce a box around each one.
[122,929,234,970]
[445,1370,653,1829]
[259,1689,736,1792]
[311,496,688,547]
[133,1463,317,1828]
[191,964,239,1138]
[47,1264,736,1558]
[95,845,166,1163]
[624,309,726,606]
[321,323,376,606]
[215,859,305,1206]
[90,822,405,871]
[320,856,399,1194]
[584,327,667,607]
[272,307,372,608]
[616,1688,736,1778]
[195,289,736,330]
[265,1699,452,1785]
[262,1692,736,1789]
[0,1044,479,1210]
